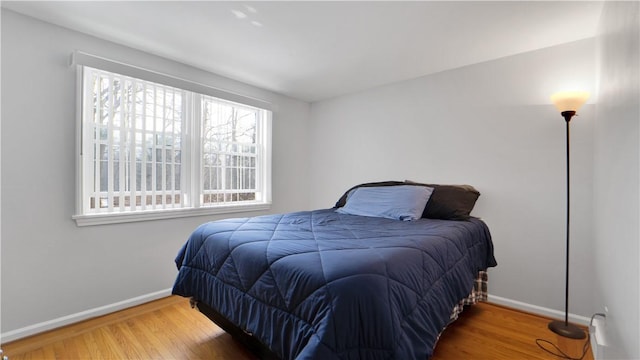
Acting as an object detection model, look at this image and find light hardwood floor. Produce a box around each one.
[2,296,593,360]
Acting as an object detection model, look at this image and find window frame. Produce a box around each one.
[72,55,272,226]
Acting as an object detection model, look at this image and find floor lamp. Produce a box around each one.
[548,91,590,339]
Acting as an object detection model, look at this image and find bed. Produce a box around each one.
[172,181,497,359]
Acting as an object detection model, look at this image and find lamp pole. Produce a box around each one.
[547,110,586,339]
[563,111,572,327]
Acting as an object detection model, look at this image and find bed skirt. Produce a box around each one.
[449,270,488,322]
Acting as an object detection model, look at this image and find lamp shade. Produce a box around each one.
[550,91,590,113]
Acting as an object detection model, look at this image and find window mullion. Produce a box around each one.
[151,87,157,210]
[93,71,102,212]
[140,83,148,211]
[170,89,177,207]
[129,79,137,211]
[255,111,260,195]
[181,92,189,208]
[118,75,126,212]
[170,89,176,207]
[84,68,97,214]
[161,88,167,209]
[260,111,264,197]
[107,73,115,212]
[220,108,226,202]
[190,93,202,209]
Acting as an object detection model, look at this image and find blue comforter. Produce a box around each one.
[172,209,496,359]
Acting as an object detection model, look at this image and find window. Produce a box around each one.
[74,65,271,226]
[201,95,262,206]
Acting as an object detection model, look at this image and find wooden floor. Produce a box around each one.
[2,296,592,360]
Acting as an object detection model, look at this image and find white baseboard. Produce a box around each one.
[488,294,592,326]
[1,288,173,343]
[1,290,590,344]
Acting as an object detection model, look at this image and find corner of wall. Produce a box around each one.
[593,2,640,359]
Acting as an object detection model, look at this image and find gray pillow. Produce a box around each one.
[404,180,480,220]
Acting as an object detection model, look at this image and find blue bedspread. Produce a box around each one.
[172,209,496,359]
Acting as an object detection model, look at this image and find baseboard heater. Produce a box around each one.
[589,313,607,360]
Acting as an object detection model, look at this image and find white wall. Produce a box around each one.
[0,10,310,337]
[309,39,597,318]
[594,2,639,359]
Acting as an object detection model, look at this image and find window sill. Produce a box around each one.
[73,203,271,226]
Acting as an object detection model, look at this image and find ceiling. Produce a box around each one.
[2,1,604,102]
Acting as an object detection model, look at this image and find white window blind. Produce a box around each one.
[201,96,264,206]
[84,68,187,213]
[73,55,271,226]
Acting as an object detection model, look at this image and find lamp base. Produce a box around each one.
[548,320,587,339]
